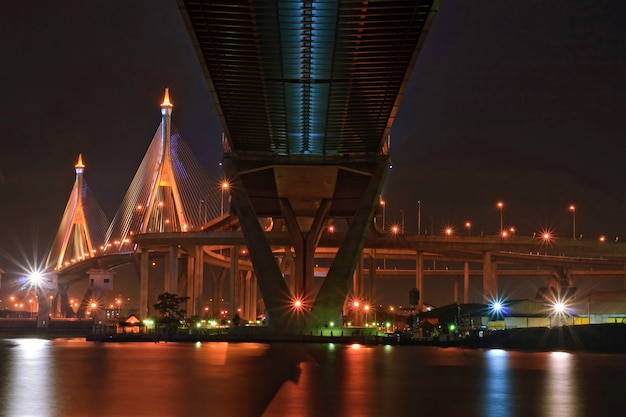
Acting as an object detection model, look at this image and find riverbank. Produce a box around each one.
[3,319,626,352]
[464,323,626,353]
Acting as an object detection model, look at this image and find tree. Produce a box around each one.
[154,292,190,325]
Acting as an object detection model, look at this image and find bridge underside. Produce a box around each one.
[178,0,439,331]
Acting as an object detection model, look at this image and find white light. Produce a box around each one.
[493,302,502,311]
[28,270,44,284]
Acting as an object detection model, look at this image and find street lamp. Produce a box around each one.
[497,201,504,237]
[221,181,230,216]
[569,205,576,239]
[417,200,421,235]
[465,221,471,236]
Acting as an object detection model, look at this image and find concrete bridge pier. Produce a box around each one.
[182,244,204,317]
[166,245,178,294]
[463,262,470,304]
[139,249,149,319]
[280,198,330,305]
[209,267,227,319]
[311,159,388,329]
[415,251,424,313]
[483,251,496,301]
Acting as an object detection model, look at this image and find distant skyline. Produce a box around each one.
[2,1,626,306]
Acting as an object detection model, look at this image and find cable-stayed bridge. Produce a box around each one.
[37,1,626,333]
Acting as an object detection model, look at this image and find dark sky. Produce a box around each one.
[2,1,626,303]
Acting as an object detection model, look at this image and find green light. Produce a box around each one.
[329,321,335,327]
[196,322,201,328]
[449,324,456,332]
[385,322,391,328]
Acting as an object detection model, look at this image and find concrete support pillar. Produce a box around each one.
[312,158,388,328]
[140,249,149,319]
[453,279,459,303]
[463,262,469,304]
[368,250,376,306]
[166,246,178,294]
[280,249,296,295]
[483,251,494,301]
[238,270,248,319]
[224,160,293,331]
[249,272,257,322]
[185,245,205,317]
[210,268,227,319]
[186,254,194,313]
[243,271,252,322]
[194,245,204,316]
[416,251,424,313]
[353,251,363,298]
[280,198,330,303]
[230,246,239,324]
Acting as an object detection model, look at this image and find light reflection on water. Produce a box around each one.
[0,339,625,417]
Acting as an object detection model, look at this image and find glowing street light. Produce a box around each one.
[497,201,504,237]
[220,181,230,216]
[465,221,471,236]
[569,205,576,239]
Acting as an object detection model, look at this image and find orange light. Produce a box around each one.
[221,181,229,190]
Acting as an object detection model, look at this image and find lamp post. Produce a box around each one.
[417,200,421,235]
[221,181,230,216]
[569,205,576,239]
[380,199,386,231]
[400,209,405,234]
[497,201,504,237]
[465,221,471,236]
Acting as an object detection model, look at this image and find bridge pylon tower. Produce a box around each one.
[47,154,108,271]
[106,88,222,318]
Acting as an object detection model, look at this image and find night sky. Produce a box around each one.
[2,1,626,304]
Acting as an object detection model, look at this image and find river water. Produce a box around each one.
[1,337,625,417]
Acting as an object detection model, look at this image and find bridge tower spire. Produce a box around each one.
[138,88,189,234]
[104,87,219,253]
[48,154,108,270]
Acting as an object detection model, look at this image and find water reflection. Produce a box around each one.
[3,339,52,417]
[0,339,625,416]
[543,352,580,417]
[483,349,512,417]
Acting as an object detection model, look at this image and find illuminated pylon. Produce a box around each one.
[104,88,221,251]
[47,155,109,270]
